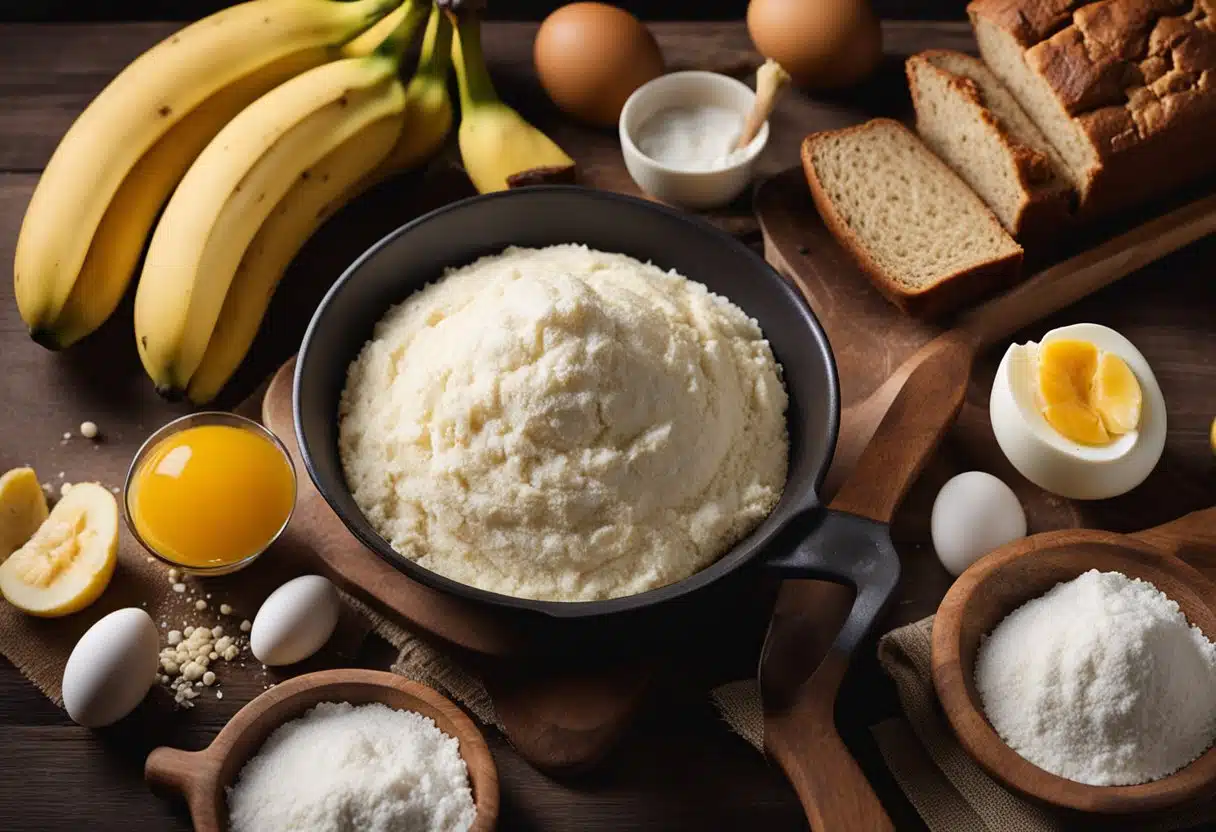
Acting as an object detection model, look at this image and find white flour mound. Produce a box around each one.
[227,702,474,832]
[975,569,1216,786]
[339,244,789,601]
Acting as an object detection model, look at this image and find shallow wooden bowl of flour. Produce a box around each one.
[144,669,498,831]
[931,532,1216,814]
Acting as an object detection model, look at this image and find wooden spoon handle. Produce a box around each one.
[1132,506,1216,565]
[765,652,894,832]
[146,746,221,832]
[145,746,203,795]
[736,59,790,150]
[760,332,971,830]
[830,333,973,523]
[957,191,1216,350]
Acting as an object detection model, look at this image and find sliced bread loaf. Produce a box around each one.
[907,50,1073,244]
[801,118,1023,319]
[968,0,1216,218]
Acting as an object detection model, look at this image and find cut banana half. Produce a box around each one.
[0,467,49,558]
[0,482,118,617]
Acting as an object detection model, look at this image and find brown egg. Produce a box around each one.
[534,2,666,128]
[747,0,883,90]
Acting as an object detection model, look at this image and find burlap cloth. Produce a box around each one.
[0,517,503,728]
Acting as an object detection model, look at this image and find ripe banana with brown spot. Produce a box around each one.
[135,1,429,398]
[14,0,402,349]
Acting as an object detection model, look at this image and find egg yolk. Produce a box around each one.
[1037,339,1143,446]
[130,425,294,568]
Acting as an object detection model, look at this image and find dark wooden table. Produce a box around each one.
[1,19,1213,832]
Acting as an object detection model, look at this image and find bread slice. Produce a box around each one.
[907,50,1073,245]
[801,119,1023,319]
[967,3,1100,205]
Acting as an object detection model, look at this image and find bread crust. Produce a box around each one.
[907,50,1075,245]
[800,119,1024,320]
[968,0,1216,217]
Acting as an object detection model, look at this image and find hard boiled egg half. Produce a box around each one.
[989,323,1166,500]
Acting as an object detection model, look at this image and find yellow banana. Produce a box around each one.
[342,1,409,58]
[136,2,429,397]
[186,6,455,405]
[449,7,574,193]
[43,49,329,349]
[183,117,403,405]
[14,0,402,348]
[376,5,455,176]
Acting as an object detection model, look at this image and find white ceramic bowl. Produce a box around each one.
[619,71,769,210]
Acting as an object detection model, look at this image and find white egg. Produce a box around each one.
[989,322,1166,500]
[931,471,1027,577]
[250,575,340,666]
[62,607,159,728]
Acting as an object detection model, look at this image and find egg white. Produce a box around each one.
[989,323,1166,500]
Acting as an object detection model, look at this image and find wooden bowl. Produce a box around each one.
[932,531,1216,814]
[145,669,498,831]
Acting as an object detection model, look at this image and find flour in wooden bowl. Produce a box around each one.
[227,702,474,832]
[338,245,789,602]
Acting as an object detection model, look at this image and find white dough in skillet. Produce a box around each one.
[338,244,789,602]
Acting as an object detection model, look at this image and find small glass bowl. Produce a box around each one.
[123,411,297,577]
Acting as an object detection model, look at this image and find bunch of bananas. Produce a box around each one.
[14,0,574,403]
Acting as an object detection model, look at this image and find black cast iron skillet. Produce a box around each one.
[295,186,892,625]
[295,186,967,829]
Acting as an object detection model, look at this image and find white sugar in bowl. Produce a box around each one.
[619,71,769,210]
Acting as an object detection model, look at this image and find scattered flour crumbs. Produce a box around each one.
[975,569,1216,786]
[227,702,475,832]
[338,244,790,602]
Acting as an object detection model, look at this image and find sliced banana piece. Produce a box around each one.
[0,482,117,617]
[0,467,49,558]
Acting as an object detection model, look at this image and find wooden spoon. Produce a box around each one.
[932,506,1216,814]
[146,669,499,831]
[736,59,791,150]
[761,333,975,831]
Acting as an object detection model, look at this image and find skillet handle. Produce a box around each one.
[760,511,900,832]
[763,511,901,669]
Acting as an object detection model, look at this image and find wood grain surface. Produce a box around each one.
[0,19,1213,832]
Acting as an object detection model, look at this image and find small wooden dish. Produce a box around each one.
[932,512,1216,815]
[145,669,499,832]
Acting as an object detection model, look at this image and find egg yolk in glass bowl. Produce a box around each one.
[128,423,295,572]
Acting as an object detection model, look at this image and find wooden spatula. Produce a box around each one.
[761,334,974,830]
